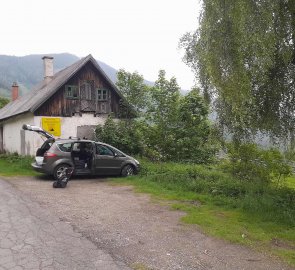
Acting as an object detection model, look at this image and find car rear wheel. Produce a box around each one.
[53,164,70,181]
[121,164,135,177]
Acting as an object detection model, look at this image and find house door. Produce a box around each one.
[80,80,95,112]
[0,126,3,153]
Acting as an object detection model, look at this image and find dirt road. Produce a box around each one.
[4,176,294,270]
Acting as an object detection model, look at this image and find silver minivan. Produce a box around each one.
[23,124,140,180]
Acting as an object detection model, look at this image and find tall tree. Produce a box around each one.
[0,97,9,109]
[116,69,148,118]
[176,87,216,163]
[147,70,181,159]
[181,0,295,142]
[146,71,217,162]
[148,70,180,126]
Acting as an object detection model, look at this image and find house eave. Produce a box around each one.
[0,110,31,123]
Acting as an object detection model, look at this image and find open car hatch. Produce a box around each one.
[22,124,55,140]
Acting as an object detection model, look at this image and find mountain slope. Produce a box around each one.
[0,53,123,98]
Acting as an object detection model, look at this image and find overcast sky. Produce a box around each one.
[0,0,201,90]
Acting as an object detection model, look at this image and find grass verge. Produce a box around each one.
[0,153,39,176]
[112,159,295,266]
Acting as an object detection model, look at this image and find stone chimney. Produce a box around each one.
[42,56,54,83]
[11,82,19,101]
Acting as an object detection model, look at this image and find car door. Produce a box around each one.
[71,142,95,172]
[94,144,122,175]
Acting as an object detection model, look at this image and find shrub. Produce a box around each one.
[95,116,144,155]
[223,143,292,184]
[0,152,28,163]
[137,159,295,225]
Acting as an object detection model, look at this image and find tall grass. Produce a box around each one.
[138,159,295,226]
[0,153,37,176]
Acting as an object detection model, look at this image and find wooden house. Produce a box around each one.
[0,55,126,155]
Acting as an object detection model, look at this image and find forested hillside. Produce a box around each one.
[0,53,119,99]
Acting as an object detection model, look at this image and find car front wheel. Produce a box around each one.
[53,164,70,180]
[121,164,135,177]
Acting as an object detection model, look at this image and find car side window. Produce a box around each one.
[112,148,125,157]
[96,144,114,156]
[57,143,72,152]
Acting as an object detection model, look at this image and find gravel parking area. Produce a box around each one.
[4,176,294,270]
[0,178,130,270]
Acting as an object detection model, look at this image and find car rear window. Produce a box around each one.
[37,140,53,156]
[57,143,72,152]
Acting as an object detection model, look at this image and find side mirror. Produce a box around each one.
[114,152,118,157]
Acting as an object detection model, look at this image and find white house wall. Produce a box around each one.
[2,113,109,156]
[2,112,38,155]
[34,113,108,140]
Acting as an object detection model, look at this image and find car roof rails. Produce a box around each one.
[68,136,80,140]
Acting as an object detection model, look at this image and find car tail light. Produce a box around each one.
[44,152,57,158]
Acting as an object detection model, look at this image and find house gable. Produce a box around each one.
[34,60,121,117]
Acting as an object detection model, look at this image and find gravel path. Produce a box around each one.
[0,178,130,270]
[4,176,294,270]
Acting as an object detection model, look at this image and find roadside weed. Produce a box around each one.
[0,154,38,176]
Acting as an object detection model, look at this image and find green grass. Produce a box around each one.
[0,154,39,176]
[112,159,295,266]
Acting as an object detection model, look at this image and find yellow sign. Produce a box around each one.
[41,118,61,137]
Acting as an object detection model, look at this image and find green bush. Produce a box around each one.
[0,152,32,163]
[95,116,144,155]
[95,113,219,164]
[223,143,292,184]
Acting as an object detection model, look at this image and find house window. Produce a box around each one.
[97,89,108,100]
[65,85,78,99]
